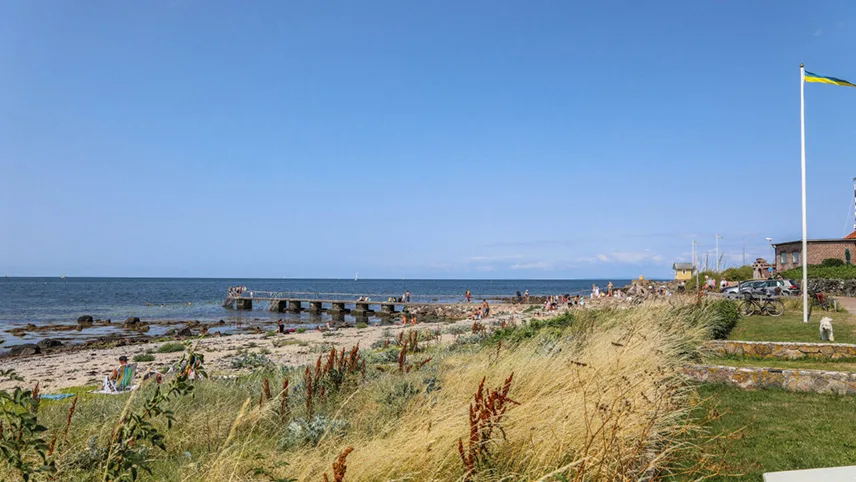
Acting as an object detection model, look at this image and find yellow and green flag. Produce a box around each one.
[804,71,855,88]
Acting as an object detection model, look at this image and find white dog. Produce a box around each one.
[819,316,834,342]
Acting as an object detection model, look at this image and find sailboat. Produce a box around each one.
[354,272,358,281]
[60,275,67,279]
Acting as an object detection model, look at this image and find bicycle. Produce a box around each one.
[738,292,785,317]
[807,291,832,319]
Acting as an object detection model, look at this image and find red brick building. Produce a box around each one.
[774,230,856,273]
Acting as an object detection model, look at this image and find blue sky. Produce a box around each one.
[1,1,855,279]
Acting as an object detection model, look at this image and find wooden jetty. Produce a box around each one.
[224,292,426,317]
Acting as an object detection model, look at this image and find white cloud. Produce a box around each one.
[510,261,552,270]
[466,255,523,262]
[594,250,663,264]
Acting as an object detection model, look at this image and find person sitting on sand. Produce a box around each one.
[277,319,285,334]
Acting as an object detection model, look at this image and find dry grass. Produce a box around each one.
[1,301,727,481]
[282,302,714,481]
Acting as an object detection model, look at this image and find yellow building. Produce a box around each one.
[672,262,694,281]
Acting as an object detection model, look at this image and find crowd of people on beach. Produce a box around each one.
[228,286,248,298]
[542,294,587,311]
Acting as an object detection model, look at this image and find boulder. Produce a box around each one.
[176,327,193,337]
[36,339,63,349]
[8,344,40,357]
[124,317,141,327]
[77,315,94,325]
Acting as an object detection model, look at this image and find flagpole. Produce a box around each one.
[800,64,809,323]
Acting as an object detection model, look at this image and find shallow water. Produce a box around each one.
[0,277,633,345]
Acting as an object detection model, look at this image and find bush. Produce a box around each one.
[356,322,368,329]
[821,258,845,267]
[781,264,856,280]
[488,313,574,344]
[278,416,347,449]
[230,352,272,369]
[685,271,722,292]
[133,354,155,362]
[721,265,753,282]
[707,299,740,340]
[155,342,185,353]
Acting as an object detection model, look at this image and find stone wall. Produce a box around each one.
[685,364,856,395]
[704,340,856,360]
[806,278,856,297]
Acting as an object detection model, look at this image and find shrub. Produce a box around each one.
[686,271,721,291]
[356,322,369,329]
[821,258,845,267]
[707,299,740,340]
[230,352,272,369]
[781,264,856,280]
[155,342,185,354]
[273,339,307,348]
[278,416,347,450]
[132,354,155,362]
[295,327,308,334]
[721,265,753,282]
[488,313,574,344]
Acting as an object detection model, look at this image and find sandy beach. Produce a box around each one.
[0,303,533,393]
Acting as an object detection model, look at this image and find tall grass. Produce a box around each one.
[282,301,715,480]
[2,301,726,481]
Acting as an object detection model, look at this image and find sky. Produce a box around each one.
[1,1,855,279]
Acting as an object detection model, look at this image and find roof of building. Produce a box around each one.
[774,237,856,246]
[672,262,694,270]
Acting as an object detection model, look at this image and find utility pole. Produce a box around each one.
[715,234,723,272]
[765,237,774,278]
[692,240,700,288]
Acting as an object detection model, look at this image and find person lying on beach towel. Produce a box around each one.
[92,356,137,394]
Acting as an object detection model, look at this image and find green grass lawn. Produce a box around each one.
[693,384,856,481]
[728,310,856,344]
[704,355,856,372]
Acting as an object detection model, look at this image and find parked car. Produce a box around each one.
[756,279,800,297]
[721,279,800,298]
[721,280,766,298]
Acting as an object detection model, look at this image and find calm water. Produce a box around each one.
[0,277,634,345]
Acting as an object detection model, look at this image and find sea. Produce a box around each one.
[0,277,636,346]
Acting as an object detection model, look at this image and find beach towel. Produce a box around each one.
[40,393,74,400]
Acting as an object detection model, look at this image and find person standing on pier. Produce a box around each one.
[405,290,411,302]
